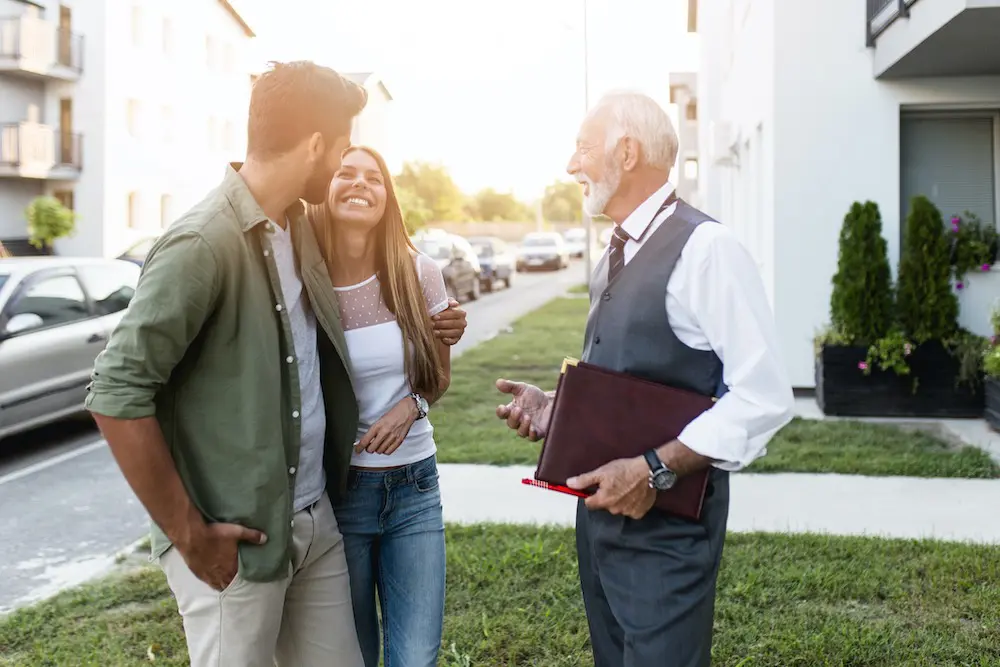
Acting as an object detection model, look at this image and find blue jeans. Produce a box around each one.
[334,454,446,667]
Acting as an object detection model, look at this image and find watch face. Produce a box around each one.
[652,469,677,491]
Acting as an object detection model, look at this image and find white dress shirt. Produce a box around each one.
[609,180,794,471]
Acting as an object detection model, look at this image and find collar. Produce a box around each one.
[620,180,677,242]
[223,162,305,233]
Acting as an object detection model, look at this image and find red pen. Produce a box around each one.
[521,477,589,498]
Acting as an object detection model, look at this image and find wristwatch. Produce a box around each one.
[643,450,677,491]
[409,392,429,420]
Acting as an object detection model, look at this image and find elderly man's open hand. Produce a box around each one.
[495,379,552,441]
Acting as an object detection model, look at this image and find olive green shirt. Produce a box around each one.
[85,164,358,582]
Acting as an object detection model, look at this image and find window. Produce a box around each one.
[162,17,173,54]
[901,114,998,237]
[684,158,699,180]
[78,264,139,316]
[53,189,74,211]
[127,192,139,228]
[161,105,173,142]
[0,274,8,290]
[205,35,216,68]
[131,5,142,47]
[686,101,698,121]
[160,194,172,228]
[223,120,234,151]
[127,99,140,137]
[6,275,89,330]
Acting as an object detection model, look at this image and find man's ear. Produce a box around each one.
[621,137,641,172]
[307,132,325,161]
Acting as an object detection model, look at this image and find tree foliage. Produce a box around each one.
[394,161,466,222]
[896,196,959,342]
[829,201,893,344]
[541,180,583,223]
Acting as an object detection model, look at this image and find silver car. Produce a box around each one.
[0,257,140,439]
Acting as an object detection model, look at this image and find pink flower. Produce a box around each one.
[951,216,961,232]
[858,361,868,371]
[957,282,965,290]
[904,343,912,356]
[983,264,992,272]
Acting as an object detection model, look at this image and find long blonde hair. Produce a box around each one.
[307,145,443,395]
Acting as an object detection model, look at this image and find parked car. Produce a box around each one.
[118,236,160,267]
[562,227,587,258]
[517,232,570,271]
[0,257,140,440]
[468,236,516,291]
[412,233,482,302]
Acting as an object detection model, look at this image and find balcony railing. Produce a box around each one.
[0,16,84,76]
[0,122,83,175]
[866,0,920,46]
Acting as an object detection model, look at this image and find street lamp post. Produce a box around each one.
[581,0,593,285]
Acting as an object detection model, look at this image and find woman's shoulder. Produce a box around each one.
[411,250,443,279]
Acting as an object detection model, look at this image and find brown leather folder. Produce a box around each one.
[534,358,714,521]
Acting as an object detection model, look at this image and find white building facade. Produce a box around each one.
[0,0,254,257]
[697,0,1000,389]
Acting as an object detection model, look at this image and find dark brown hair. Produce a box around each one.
[247,61,367,157]
[306,146,443,395]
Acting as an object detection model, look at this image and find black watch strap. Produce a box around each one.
[643,449,665,474]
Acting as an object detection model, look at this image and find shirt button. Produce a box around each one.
[289,466,296,475]
[263,250,270,257]
[292,410,300,418]
[595,336,602,344]
[275,304,283,312]
[286,355,294,364]
[290,519,295,528]
[602,292,611,301]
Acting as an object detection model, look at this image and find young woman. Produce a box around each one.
[307,146,451,667]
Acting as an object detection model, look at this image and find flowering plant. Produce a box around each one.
[949,212,998,289]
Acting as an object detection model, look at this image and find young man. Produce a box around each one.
[87,61,467,667]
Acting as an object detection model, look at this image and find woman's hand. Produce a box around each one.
[355,397,419,455]
[433,298,467,346]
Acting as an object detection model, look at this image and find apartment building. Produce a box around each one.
[696,0,1000,388]
[669,71,700,207]
[0,0,254,257]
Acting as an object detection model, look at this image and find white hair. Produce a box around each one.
[588,90,678,170]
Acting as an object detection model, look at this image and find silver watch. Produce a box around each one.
[409,392,429,420]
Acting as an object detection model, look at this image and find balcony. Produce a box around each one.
[0,122,82,180]
[0,16,83,81]
[867,0,1000,78]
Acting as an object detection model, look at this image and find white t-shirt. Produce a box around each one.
[333,253,449,468]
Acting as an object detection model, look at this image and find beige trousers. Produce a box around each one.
[160,493,363,667]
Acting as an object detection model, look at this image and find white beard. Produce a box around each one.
[581,163,623,217]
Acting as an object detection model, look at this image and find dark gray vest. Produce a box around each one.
[582,200,725,398]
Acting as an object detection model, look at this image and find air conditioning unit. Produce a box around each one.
[708,121,737,166]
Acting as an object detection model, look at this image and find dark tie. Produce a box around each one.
[607,226,630,284]
[607,191,679,284]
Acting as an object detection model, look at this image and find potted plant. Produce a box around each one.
[25,195,77,254]
[818,197,987,417]
[815,201,895,415]
[949,211,998,288]
[985,305,1000,432]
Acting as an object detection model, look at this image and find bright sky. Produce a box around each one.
[233,0,698,200]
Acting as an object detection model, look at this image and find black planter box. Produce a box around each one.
[987,377,1000,431]
[816,341,985,418]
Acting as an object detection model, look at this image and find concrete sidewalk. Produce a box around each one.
[439,463,1000,545]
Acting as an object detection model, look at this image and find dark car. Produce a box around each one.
[468,236,516,292]
[412,233,482,302]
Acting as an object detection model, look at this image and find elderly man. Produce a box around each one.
[496,91,794,666]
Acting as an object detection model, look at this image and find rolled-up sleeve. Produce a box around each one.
[673,228,795,471]
[85,231,220,420]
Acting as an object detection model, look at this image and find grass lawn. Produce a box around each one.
[2,526,999,666]
[434,297,1000,478]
